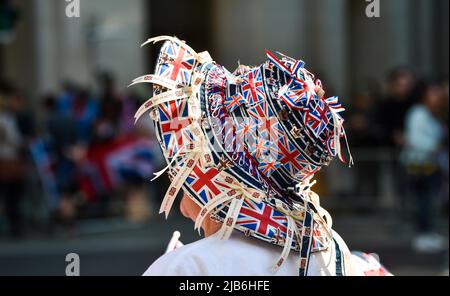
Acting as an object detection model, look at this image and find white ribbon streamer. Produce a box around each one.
[216,195,245,241]
[141,36,213,64]
[194,181,263,233]
[134,87,192,123]
[128,74,178,89]
[271,216,296,273]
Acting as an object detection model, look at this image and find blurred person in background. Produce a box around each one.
[347,91,383,209]
[93,72,156,221]
[348,91,382,148]
[377,67,421,211]
[118,91,140,136]
[97,72,122,136]
[95,71,142,140]
[96,71,144,137]
[63,88,98,220]
[9,86,35,142]
[378,67,417,148]
[56,81,78,117]
[41,94,79,233]
[70,89,99,145]
[0,81,28,238]
[401,81,448,253]
[35,86,99,234]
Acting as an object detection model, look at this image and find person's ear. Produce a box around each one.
[179,193,190,219]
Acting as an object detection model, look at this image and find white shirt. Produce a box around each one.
[402,105,443,165]
[143,230,365,276]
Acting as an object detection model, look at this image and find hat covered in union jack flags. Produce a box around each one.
[131,36,353,276]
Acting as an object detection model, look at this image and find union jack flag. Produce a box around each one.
[158,100,191,157]
[250,135,270,160]
[277,135,304,175]
[298,160,320,180]
[247,100,274,119]
[324,96,345,113]
[278,136,320,179]
[258,157,281,177]
[311,222,328,251]
[254,117,283,145]
[222,117,236,153]
[155,41,195,85]
[185,166,222,204]
[323,128,336,157]
[77,136,156,202]
[235,117,258,151]
[237,199,288,237]
[265,49,292,77]
[303,99,331,137]
[224,93,246,113]
[279,82,308,110]
[241,68,265,105]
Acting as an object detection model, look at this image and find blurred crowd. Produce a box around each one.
[346,67,449,253]
[0,67,449,249]
[0,73,165,238]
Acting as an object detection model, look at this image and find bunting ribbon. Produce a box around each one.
[271,216,296,273]
[141,35,213,64]
[134,86,192,123]
[194,179,263,233]
[158,122,211,218]
[128,74,178,89]
[187,70,205,120]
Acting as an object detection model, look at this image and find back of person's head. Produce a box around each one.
[386,66,416,100]
[42,94,56,112]
[61,80,78,94]
[420,81,446,115]
[75,89,91,105]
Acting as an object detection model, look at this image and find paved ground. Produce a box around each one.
[0,213,448,276]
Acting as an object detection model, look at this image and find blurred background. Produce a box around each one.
[0,0,448,276]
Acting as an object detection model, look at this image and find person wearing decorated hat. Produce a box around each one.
[130,36,391,276]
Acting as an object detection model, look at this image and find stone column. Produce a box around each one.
[33,0,62,96]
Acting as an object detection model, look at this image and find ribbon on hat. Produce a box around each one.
[265,49,311,90]
[141,35,213,64]
[194,173,334,275]
[266,49,354,167]
[130,38,212,218]
[216,195,245,241]
[266,51,315,111]
[134,86,192,124]
[128,74,178,89]
[187,69,204,120]
[194,178,264,234]
[271,215,296,273]
[265,49,294,78]
[159,151,201,218]
[296,176,333,236]
[268,199,316,275]
[297,177,337,270]
[276,51,302,68]
[268,175,339,274]
[324,96,354,167]
[157,122,212,218]
[132,72,202,124]
[150,139,192,182]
